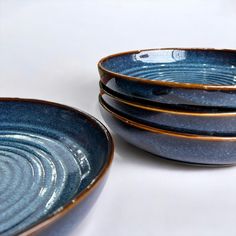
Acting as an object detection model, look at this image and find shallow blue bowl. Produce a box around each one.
[99,97,236,165]
[98,48,236,110]
[0,98,113,235]
[100,91,236,135]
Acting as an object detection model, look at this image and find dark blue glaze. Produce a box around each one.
[100,99,236,165]
[0,99,113,235]
[101,93,236,135]
[39,173,108,236]
[99,49,236,109]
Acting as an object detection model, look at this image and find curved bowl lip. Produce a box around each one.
[98,47,236,91]
[100,87,236,117]
[0,98,114,236]
[99,95,236,141]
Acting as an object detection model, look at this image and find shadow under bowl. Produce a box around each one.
[0,98,114,236]
[99,97,236,165]
[98,48,236,110]
[100,91,236,136]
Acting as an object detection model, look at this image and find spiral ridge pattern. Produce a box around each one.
[0,131,91,236]
[121,63,236,85]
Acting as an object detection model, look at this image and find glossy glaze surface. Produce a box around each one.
[100,92,236,135]
[0,99,113,236]
[102,49,236,85]
[99,48,236,109]
[100,99,236,165]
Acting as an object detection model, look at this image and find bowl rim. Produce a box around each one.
[101,87,236,117]
[0,98,114,236]
[100,95,236,141]
[98,47,236,91]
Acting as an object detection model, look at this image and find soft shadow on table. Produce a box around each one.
[39,81,232,236]
[112,133,233,171]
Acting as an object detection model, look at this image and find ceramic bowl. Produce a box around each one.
[99,97,236,165]
[0,98,114,236]
[100,90,236,135]
[98,48,236,110]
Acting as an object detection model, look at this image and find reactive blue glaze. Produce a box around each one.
[40,173,108,236]
[100,99,236,165]
[99,49,236,109]
[101,93,236,135]
[0,99,113,236]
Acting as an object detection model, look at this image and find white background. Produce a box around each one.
[1,0,236,235]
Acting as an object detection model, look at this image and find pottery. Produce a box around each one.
[99,97,236,165]
[98,48,236,110]
[0,98,114,236]
[100,91,236,135]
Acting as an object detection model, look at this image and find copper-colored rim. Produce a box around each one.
[0,98,114,236]
[98,48,236,91]
[100,87,236,117]
[100,95,236,141]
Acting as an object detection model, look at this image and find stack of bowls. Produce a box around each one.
[98,48,236,165]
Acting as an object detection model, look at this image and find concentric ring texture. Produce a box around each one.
[102,49,236,85]
[0,100,111,235]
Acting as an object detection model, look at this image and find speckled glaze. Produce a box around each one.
[100,91,236,135]
[98,48,236,110]
[0,99,113,236]
[99,98,236,165]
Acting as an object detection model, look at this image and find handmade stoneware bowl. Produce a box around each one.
[100,91,236,135]
[99,97,236,165]
[0,98,114,235]
[98,48,236,110]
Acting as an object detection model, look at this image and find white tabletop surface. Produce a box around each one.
[1,0,236,235]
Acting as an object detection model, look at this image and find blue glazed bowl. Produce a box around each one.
[99,97,236,165]
[98,48,236,110]
[0,98,113,236]
[100,91,236,135]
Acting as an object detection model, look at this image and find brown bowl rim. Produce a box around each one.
[99,95,236,141]
[0,98,114,236]
[98,48,236,91]
[100,87,236,117]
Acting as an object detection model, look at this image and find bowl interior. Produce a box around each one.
[0,99,112,235]
[101,49,236,85]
